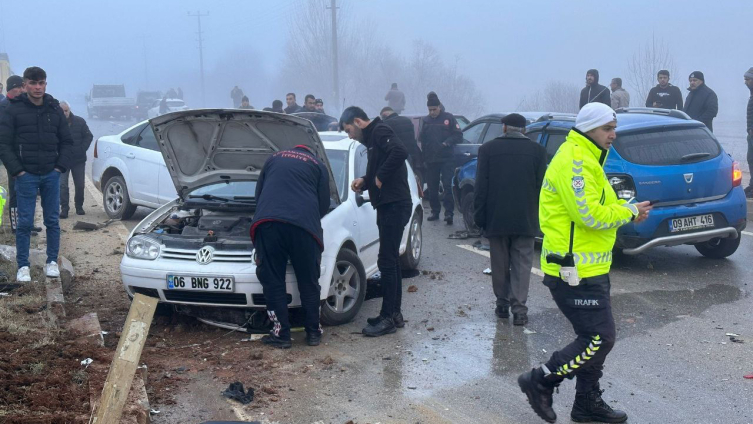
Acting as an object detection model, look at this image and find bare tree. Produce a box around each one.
[627,35,677,106]
[278,1,485,117]
[517,80,580,114]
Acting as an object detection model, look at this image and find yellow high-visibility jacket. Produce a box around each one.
[539,129,638,279]
[0,186,6,226]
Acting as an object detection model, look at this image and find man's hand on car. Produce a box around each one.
[633,201,652,224]
[351,177,364,193]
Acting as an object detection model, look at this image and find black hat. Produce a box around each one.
[315,98,323,105]
[500,113,527,128]
[6,75,22,91]
[427,92,440,107]
[689,71,705,82]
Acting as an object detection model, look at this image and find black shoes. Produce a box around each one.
[427,214,440,221]
[518,368,558,423]
[445,215,453,225]
[571,387,628,423]
[362,316,396,337]
[513,313,528,326]
[32,226,42,232]
[306,332,322,346]
[367,312,405,328]
[495,305,509,319]
[261,334,292,349]
[60,211,68,219]
[76,207,85,215]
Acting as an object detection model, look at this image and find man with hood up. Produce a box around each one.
[579,69,611,109]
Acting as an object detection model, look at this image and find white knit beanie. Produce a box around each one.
[575,103,617,133]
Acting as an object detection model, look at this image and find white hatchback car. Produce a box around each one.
[119,110,424,328]
[148,98,188,119]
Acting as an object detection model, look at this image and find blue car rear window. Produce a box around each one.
[613,127,721,166]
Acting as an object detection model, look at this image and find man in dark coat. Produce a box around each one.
[419,93,462,224]
[58,101,93,218]
[744,67,753,198]
[473,113,546,326]
[284,93,302,114]
[579,69,611,109]
[0,66,75,283]
[341,106,412,337]
[384,83,406,114]
[380,106,422,177]
[645,70,683,109]
[230,86,244,108]
[250,145,331,349]
[683,71,719,131]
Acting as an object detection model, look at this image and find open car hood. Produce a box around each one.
[149,109,340,202]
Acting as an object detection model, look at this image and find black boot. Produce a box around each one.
[362,316,396,337]
[445,215,453,225]
[517,368,558,423]
[261,334,292,349]
[76,207,85,215]
[60,210,68,219]
[368,312,405,328]
[427,213,440,221]
[513,313,528,326]
[571,387,628,423]
[305,331,321,346]
[495,305,509,319]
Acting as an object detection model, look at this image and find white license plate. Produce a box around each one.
[166,275,234,292]
[669,214,714,233]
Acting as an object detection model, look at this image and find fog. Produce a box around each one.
[0,0,750,120]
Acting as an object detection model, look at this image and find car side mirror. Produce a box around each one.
[355,192,371,207]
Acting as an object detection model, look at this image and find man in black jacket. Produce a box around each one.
[474,114,546,326]
[645,70,683,109]
[683,71,719,132]
[380,107,422,177]
[58,101,93,218]
[0,66,75,283]
[341,106,411,337]
[284,93,302,114]
[250,144,331,349]
[419,94,463,224]
[579,69,611,109]
[744,67,753,198]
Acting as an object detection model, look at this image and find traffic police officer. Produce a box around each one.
[250,143,331,349]
[517,103,651,423]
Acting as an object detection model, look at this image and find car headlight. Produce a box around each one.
[126,235,161,260]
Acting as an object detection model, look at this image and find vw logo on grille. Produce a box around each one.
[196,246,215,265]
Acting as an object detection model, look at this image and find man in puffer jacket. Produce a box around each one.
[0,66,75,283]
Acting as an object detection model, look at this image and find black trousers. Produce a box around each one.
[60,162,86,212]
[255,222,322,340]
[425,160,455,217]
[376,201,412,318]
[543,273,616,393]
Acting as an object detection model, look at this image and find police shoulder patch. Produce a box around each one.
[572,176,585,193]
[444,119,450,125]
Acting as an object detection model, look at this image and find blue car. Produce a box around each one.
[452,108,747,258]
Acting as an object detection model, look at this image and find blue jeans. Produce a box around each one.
[15,170,61,267]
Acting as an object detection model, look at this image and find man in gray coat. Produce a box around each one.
[610,78,630,110]
[384,83,406,114]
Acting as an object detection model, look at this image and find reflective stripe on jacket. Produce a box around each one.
[539,129,638,279]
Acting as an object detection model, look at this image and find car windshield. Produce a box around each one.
[325,149,348,201]
[188,181,257,201]
[167,101,185,107]
[613,126,721,165]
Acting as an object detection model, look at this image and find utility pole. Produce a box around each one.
[187,11,209,106]
[327,0,340,111]
[141,36,149,89]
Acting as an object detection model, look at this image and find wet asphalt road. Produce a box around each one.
[82,117,753,423]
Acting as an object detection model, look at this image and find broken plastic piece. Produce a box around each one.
[483,268,492,275]
[222,381,254,404]
[80,358,94,367]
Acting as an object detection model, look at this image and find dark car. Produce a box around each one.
[453,108,747,258]
[135,90,163,120]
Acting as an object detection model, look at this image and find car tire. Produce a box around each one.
[103,175,137,220]
[320,248,366,326]
[400,210,423,271]
[461,191,480,235]
[694,233,741,259]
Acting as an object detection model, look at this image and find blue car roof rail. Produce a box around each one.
[614,107,691,120]
[535,113,577,123]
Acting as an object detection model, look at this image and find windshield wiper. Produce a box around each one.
[680,152,711,162]
[188,194,231,202]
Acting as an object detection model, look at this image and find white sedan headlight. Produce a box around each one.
[126,235,161,260]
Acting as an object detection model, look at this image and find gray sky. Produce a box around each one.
[1,0,749,120]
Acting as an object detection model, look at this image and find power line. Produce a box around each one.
[187,11,209,106]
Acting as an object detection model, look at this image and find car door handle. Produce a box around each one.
[126,153,136,159]
[464,152,471,156]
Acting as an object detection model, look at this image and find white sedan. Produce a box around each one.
[118,110,424,328]
[147,98,188,118]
